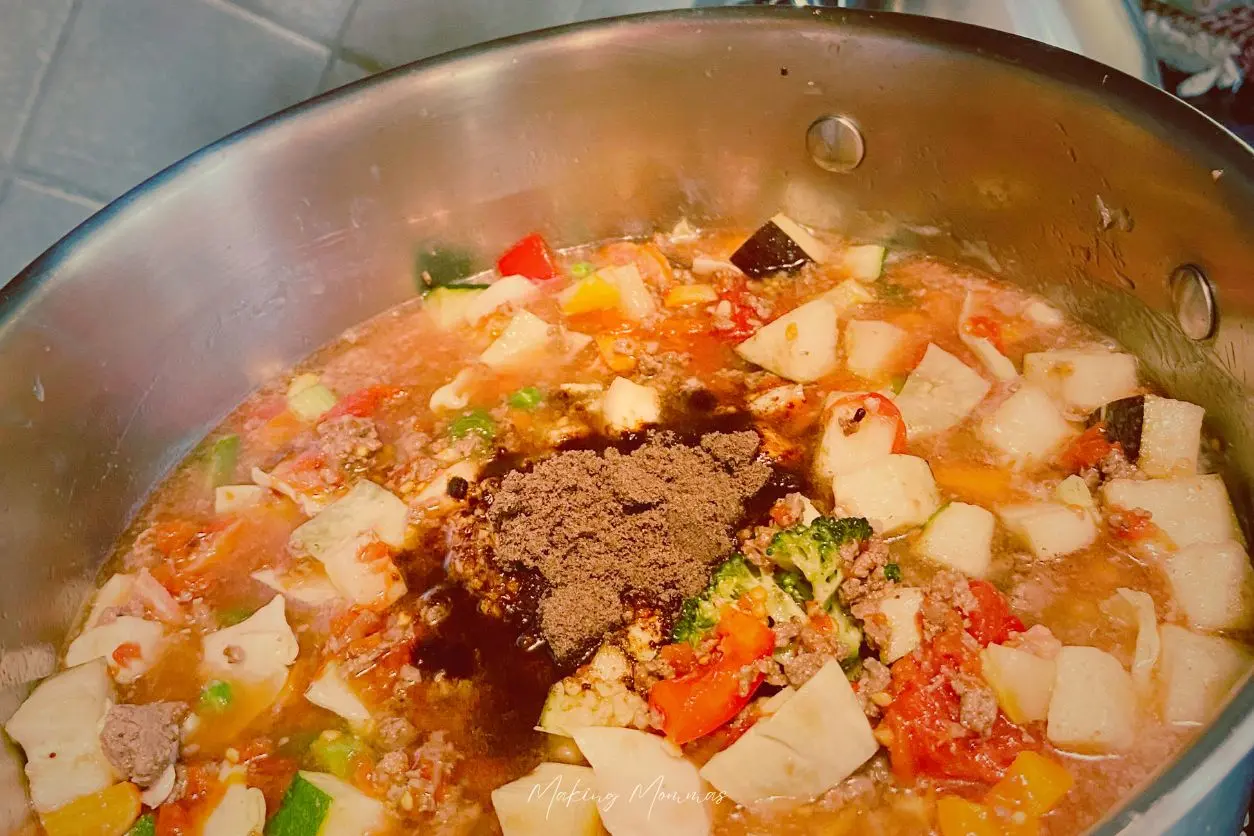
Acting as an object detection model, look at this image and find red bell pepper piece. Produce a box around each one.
[830,393,909,453]
[322,385,401,420]
[649,609,775,745]
[964,315,1006,353]
[497,233,559,281]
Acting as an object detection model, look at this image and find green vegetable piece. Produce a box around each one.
[774,568,813,605]
[889,374,908,395]
[127,814,156,836]
[309,732,368,780]
[205,434,240,488]
[672,554,804,645]
[877,282,916,305]
[570,261,595,278]
[287,376,338,422]
[198,680,233,714]
[884,563,903,583]
[218,606,254,627]
[448,408,497,442]
[265,774,332,836]
[416,247,474,290]
[765,515,873,607]
[507,386,544,411]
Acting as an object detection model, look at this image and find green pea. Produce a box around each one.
[507,386,544,411]
[448,408,497,442]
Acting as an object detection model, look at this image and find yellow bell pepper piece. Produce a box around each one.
[40,782,141,836]
[595,334,638,372]
[560,275,620,315]
[931,463,1024,507]
[663,284,719,308]
[937,796,998,836]
[985,751,1075,817]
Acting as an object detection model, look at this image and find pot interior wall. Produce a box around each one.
[2,8,1253,831]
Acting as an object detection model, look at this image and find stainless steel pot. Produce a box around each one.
[1,7,1252,833]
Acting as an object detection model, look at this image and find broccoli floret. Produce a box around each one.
[672,554,804,644]
[765,516,873,608]
[774,568,813,606]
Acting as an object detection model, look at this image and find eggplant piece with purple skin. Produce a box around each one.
[730,214,829,278]
[1087,395,1144,461]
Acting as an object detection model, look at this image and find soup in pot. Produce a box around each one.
[7,216,1252,836]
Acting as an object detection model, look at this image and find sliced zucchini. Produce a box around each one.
[1101,474,1241,549]
[894,344,991,439]
[832,454,940,534]
[492,763,603,836]
[463,274,538,325]
[479,310,556,371]
[202,596,298,686]
[980,643,1055,724]
[915,501,995,578]
[813,395,898,484]
[1139,395,1205,477]
[298,771,388,836]
[424,286,486,330]
[836,244,886,281]
[978,385,1076,466]
[998,502,1097,560]
[867,587,925,663]
[1088,395,1144,460]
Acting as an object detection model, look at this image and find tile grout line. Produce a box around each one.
[316,0,368,90]
[4,0,81,169]
[6,167,106,208]
[201,0,330,56]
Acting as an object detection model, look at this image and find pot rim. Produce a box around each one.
[2,8,1252,833]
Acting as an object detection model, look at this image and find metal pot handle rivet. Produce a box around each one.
[1169,264,1218,341]
[806,115,865,173]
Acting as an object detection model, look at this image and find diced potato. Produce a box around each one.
[84,573,135,631]
[64,616,165,684]
[895,344,991,439]
[813,402,897,484]
[5,660,119,813]
[290,480,409,607]
[423,287,484,330]
[980,643,1055,724]
[251,567,342,607]
[38,781,141,836]
[916,502,995,578]
[1022,349,1138,414]
[820,278,876,312]
[480,310,556,371]
[1046,646,1136,753]
[832,454,940,534]
[214,484,264,514]
[843,320,909,381]
[1163,540,1254,631]
[463,274,538,325]
[602,377,661,434]
[701,661,878,806]
[999,503,1097,560]
[572,727,711,836]
[202,784,266,836]
[299,771,389,836]
[1138,395,1205,478]
[1101,474,1240,548]
[1157,625,1252,725]
[1054,474,1095,511]
[202,595,298,686]
[1023,300,1064,327]
[868,588,924,663]
[305,662,373,728]
[735,297,841,383]
[978,386,1075,465]
[492,763,603,836]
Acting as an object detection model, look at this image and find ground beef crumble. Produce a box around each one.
[100,701,187,787]
[316,415,382,472]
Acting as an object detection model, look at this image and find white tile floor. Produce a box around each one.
[0,0,696,288]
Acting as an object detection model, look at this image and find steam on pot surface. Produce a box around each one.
[8,218,1249,836]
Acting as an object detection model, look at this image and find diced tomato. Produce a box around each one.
[966,580,1025,647]
[1060,424,1115,473]
[1109,508,1156,542]
[649,609,775,745]
[714,286,759,342]
[150,520,200,560]
[111,642,143,667]
[830,393,909,453]
[323,385,401,420]
[245,751,298,814]
[497,233,559,281]
[964,315,1005,352]
[658,642,698,678]
[356,538,392,564]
